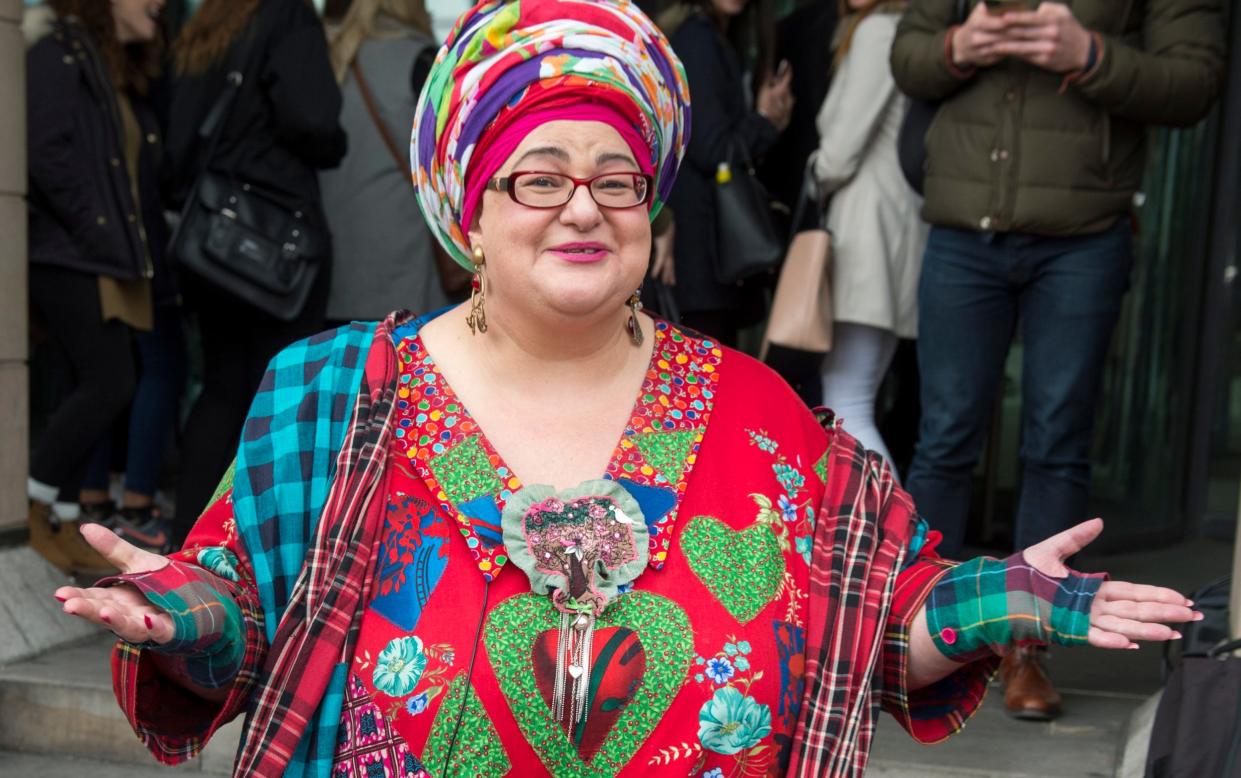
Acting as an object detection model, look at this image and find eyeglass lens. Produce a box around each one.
[512,173,649,208]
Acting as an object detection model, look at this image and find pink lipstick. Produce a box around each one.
[548,241,610,263]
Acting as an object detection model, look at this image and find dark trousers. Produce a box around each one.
[905,221,1132,557]
[174,277,327,541]
[83,304,187,497]
[29,266,136,496]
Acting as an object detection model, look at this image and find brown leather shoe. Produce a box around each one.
[1001,645,1062,721]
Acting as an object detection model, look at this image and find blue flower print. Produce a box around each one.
[197,546,240,582]
[703,770,725,778]
[777,494,798,523]
[795,535,813,566]
[698,687,773,755]
[704,656,735,684]
[373,636,427,697]
[405,691,430,715]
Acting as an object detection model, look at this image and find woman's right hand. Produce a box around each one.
[951,3,1010,69]
[55,523,176,645]
[757,60,794,132]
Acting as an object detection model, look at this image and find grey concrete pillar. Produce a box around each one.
[0,0,25,531]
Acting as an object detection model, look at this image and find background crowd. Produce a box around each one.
[24,0,1224,725]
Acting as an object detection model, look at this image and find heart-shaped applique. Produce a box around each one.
[486,592,692,776]
[681,515,786,624]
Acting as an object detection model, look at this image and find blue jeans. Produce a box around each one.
[905,221,1132,557]
[83,305,187,497]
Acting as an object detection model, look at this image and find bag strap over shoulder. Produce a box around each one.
[193,23,264,180]
[352,60,407,174]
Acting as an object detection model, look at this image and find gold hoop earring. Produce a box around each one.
[467,246,488,335]
[626,289,644,346]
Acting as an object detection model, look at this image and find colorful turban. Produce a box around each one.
[411,0,692,270]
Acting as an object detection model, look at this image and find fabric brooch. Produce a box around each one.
[501,479,648,728]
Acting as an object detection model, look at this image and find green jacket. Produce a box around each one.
[890,0,1225,236]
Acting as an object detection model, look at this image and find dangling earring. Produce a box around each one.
[467,245,488,335]
[625,289,644,346]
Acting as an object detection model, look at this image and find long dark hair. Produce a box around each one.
[49,0,163,93]
[660,0,775,89]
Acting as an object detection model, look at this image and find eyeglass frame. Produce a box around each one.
[485,170,655,209]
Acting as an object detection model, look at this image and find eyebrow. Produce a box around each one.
[510,146,638,169]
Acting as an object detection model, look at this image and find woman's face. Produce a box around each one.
[112,0,164,44]
[468,120,652,329]
[710,0,747,18]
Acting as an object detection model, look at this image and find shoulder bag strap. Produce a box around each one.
[352,60,408,174]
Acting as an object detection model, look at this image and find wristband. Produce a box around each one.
[925,552,1107,663]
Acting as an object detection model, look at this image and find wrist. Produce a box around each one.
[944,26,977,79]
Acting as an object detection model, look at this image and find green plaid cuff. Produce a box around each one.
[926,552,1107,663]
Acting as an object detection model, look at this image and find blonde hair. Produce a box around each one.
[831,0,904,71]
[328,0,433,83]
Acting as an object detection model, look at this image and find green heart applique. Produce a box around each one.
[485,592,692,777]
[681,515,786,624]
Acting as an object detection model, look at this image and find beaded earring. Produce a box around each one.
[467,246,488,335]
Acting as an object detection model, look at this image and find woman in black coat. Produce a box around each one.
[167,0,347,537]
[661,0,792,348]
[25,0,174,574]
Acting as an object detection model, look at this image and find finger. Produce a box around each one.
[80,522,168,574]
[1095,600,1198,625]
[1045,517,1105,561]
[62,596,144,642]
[1099,580,1193,607]
[1087,627,1137,650]
[1001,23,1056,40]
[990,39,1058,58]
[1092,614,1182,643]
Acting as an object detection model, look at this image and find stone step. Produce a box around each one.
[0,634,239,773]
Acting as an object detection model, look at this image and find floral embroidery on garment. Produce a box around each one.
[692,636,774,765]
[746,428,815,566]
[370,480,451,632]
[196,546,240,583]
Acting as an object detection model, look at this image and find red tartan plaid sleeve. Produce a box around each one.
[879,549,1000,744]
[110,478,268,766]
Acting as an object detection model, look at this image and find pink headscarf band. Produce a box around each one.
[460,95,656,242]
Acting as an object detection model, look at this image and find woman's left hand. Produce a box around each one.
[1023,518,1201,649]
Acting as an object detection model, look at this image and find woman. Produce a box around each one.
[810,0,926,470]
[167,0,347,540]
[57,1,1195,775]
[25,0,170,573]
[321,0,454,323]
[661,0,793,348]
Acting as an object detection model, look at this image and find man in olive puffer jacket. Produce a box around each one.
[891,0,1224,720]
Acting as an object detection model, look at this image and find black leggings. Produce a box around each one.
[29,266,137,497]
[175,275,327,541]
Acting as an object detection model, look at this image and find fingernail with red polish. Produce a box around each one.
[144,615,153,630]
[54,594,67,603]
[100,613,111,625]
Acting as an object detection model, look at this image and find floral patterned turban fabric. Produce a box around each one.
[411,0,692,269]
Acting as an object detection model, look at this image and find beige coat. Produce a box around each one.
[811,11,926,339]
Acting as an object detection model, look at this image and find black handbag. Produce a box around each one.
[168,34,325,321]
[713,140,783,285]
[897,0,970,195]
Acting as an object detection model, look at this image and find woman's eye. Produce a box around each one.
[524,176,562,188]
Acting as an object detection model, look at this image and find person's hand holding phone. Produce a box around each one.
[989,2,1093,73]
[757,59,794,133]
[950,2,1012,69]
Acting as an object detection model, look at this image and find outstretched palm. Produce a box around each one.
[55,524,176,645]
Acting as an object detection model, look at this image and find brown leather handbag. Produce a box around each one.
[760,169,832,378]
